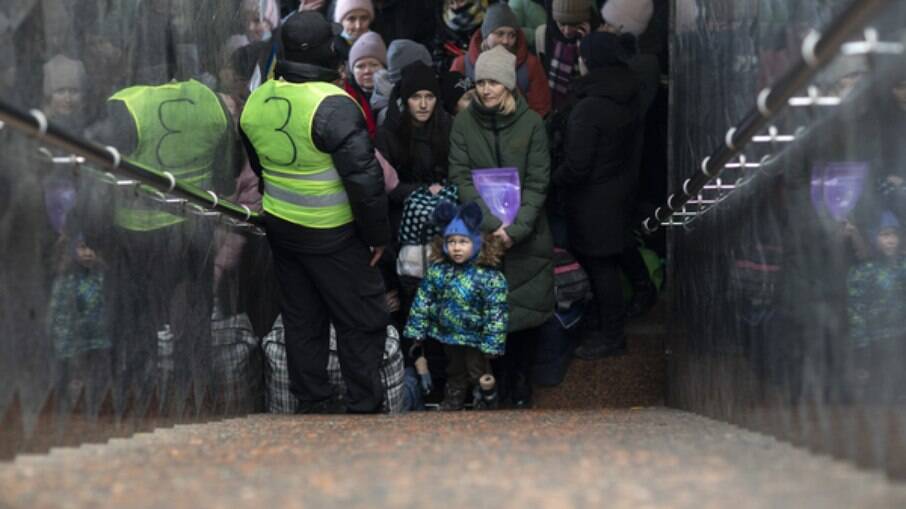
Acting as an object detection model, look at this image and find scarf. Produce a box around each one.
[444,0,487,33]
[547,38,580,110]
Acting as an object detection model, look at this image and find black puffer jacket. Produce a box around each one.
[376,109,452,205]
[553,65,641,257]
[240,60,390,251]
[375,108,452,242]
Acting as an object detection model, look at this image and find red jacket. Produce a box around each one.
[344,79,377,140]
[450,29,551,118]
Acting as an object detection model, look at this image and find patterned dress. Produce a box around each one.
[404,260,508,355]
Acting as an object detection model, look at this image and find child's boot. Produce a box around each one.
[439,382,468,411]
[477,374,498,410]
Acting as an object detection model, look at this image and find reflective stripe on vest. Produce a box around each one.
[240,80,354,229]
[109,79,228,231]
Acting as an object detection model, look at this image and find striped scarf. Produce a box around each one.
[444,0,487,32]
[547,39,580,110]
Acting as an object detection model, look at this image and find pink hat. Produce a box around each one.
[334,0,374,23]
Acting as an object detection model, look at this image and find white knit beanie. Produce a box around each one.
[475,45,516,91]
[334,0,374,23]
[600,0,654,37]
[43,54,87,97]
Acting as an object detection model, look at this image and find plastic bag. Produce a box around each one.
[810,161,867,221]
[471,168,520,226]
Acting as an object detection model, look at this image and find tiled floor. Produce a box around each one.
[2,408,905,509]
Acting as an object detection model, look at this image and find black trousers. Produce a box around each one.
[580,254,625,335]
[108,222,214,415]
[267,229,389,413]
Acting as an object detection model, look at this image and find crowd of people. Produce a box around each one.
[236,0,663,412]
[2,0,667,415]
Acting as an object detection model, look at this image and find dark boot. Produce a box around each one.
[574,313,626,360]
[472,374,499,410]
[625,279,657,319]
[510,372,533,409]
[439,383,468,411]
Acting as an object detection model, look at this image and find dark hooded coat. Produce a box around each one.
[553,64,641,257]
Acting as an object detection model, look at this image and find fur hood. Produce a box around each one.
[429,233,505,268]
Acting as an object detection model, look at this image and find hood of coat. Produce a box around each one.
[468,91,531,130]
[571,65,640,105]
[466,25,531,68]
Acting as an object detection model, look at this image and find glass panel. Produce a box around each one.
[668,0,906,478]
[0,0,278,457]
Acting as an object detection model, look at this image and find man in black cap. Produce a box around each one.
[239,11,391,414]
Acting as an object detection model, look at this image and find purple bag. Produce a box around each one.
[810,162,868,221]
[471,168,520,226]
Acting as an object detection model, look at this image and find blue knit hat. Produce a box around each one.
[871,210,901,239]
[434,200,483,261]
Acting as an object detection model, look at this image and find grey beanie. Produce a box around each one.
[481,3,520,40]
[553,0,592,24]
[475,45,516,91]
[386,39,433,83]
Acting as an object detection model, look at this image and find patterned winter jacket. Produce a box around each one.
[404,237,508,355]
[847,256,906,348]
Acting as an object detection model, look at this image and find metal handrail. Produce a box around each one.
[644,0,896,233]
[0,99,264,228]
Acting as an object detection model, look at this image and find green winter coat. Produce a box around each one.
[508,0,547,52]
[449,94,554,332]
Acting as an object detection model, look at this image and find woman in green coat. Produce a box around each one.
[448,45,555,407]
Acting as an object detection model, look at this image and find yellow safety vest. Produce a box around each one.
[240,80,354,229]
[110,80,228,231]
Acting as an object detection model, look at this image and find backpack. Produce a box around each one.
[553,248,592,312]
[397,184,459,279]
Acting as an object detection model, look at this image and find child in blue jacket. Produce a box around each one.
[404,200,508,410]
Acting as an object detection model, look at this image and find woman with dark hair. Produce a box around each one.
[376,62,453,235]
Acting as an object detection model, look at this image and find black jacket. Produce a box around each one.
[375,109,452,205]
[375,108,452,243]
[553,65,641,257]
[240,60,390,252]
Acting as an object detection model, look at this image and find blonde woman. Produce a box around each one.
[448,45,554,408]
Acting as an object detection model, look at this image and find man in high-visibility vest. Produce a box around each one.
[240,11,390,414]
[90,75,233,413]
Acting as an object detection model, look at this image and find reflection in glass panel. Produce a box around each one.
[668,0,906,477]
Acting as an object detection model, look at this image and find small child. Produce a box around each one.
[847,212,906,399]
[404,201,508,410]
[847,212,906,347]
[47,234,111,404]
